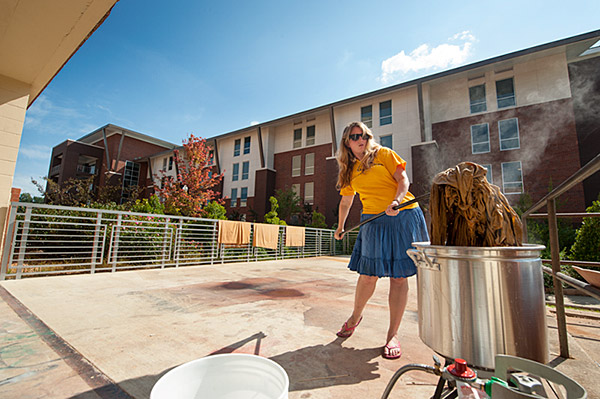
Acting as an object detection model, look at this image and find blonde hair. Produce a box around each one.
[336,121,381,190]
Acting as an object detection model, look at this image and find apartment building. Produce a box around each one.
[48,124,177,202]
[46,31,600,227]
[206,30,599,227]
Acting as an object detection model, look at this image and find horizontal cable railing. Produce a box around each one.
[0,202,352,280]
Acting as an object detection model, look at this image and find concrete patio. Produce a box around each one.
[0,256,599,398]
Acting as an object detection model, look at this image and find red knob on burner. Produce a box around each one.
[447,358,476,379]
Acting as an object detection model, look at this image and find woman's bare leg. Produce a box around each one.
[345,274,378,326]
[385,277,409,357]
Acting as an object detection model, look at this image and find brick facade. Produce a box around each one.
[568,56,600,206]
[412,99,585,213]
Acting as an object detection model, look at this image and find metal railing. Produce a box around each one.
[0,202,357,280]
[522,152,600,359]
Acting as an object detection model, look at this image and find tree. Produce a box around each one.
[19,192,44,203]
[154,134,223,217]
[33,176,96,206]
[264,196,286,225]
[274,187,302,221]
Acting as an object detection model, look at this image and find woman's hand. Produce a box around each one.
[334,227,344,240]
[385,200,400,216]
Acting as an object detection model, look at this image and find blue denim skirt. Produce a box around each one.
[348,207,429,278]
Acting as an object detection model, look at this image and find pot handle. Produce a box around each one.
[406,249,440,271]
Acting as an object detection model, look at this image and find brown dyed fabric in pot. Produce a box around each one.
[430,162,523,246]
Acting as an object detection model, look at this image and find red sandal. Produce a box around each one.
[382,342,402,359]
[336,316,363,338]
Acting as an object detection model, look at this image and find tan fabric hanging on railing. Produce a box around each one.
[285,226,305,247]
[253,223,280,250]
[218,220,251,246]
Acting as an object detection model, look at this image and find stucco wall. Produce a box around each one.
[0,75,29,256]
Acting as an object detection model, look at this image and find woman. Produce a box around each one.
[334,121,428,359]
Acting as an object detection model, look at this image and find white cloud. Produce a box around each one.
[19,144,52,161]
[380,31,476,84]
[250,121,260,126]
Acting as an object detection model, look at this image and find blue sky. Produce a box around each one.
[15,0,600,195]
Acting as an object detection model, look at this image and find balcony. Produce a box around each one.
[76,164,96,175]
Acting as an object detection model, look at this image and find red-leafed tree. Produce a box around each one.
[155,134,224,217]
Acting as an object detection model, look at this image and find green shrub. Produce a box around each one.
[264,197,286,225]
[309,210,327,228]
[570,195,600,262]
[203,201,227,220]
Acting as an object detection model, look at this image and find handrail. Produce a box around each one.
[543,259,600,269]
[527,212,600,218]
[542,266,600,301]
[520,151,600,360]
[522,152,600,218]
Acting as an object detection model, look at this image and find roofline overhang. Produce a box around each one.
[77,123,178,149]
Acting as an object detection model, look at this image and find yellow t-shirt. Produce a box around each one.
[340,147,418,214]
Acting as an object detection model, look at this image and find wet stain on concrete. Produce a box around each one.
[221,281,254,290]
[213,278,305,299]
[261,289,304,298]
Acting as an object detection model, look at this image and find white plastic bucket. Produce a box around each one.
[150,353,289,399]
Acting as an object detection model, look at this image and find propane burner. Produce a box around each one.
[381,354,587,399]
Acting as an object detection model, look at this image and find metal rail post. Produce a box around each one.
[548,198,569,358]
[91,212,102,274]
[16,207,32,279]
[175,219,183,268]
[111,214,122,273]
[0,203,17,280]
[161,217,170,269]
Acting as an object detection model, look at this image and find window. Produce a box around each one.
[306,126,315,146]
[481,164,493,184]
[123,161,140,188]
[122,161,140,202]
[305,153,314,175]
[469,84,486,113]
[243,137,251,154]
[471,123,490,154]
[168,156,174,171]
[208,150,214,165]
[291,184,300,197]
[293,128,302,148]
[232,163,239,181]
[502,161,523,194]
[304,182,314,205]
[361,105,373,128]
[380,100,392,125]
[242,161,249,180]
[162,157,167,171]
[496,78,515,108]
[240,187,248,207]
[498,118,520,150]
[234,139,241,156]
[231,188,238,207]
[292,155,301,177]
[380,135,393,149]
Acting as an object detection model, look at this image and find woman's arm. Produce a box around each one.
[385,166,410,216]
[334,195,355,240]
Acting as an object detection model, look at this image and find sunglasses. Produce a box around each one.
[348,133,369,141]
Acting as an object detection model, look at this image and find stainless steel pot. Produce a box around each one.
[407,242,548,371]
